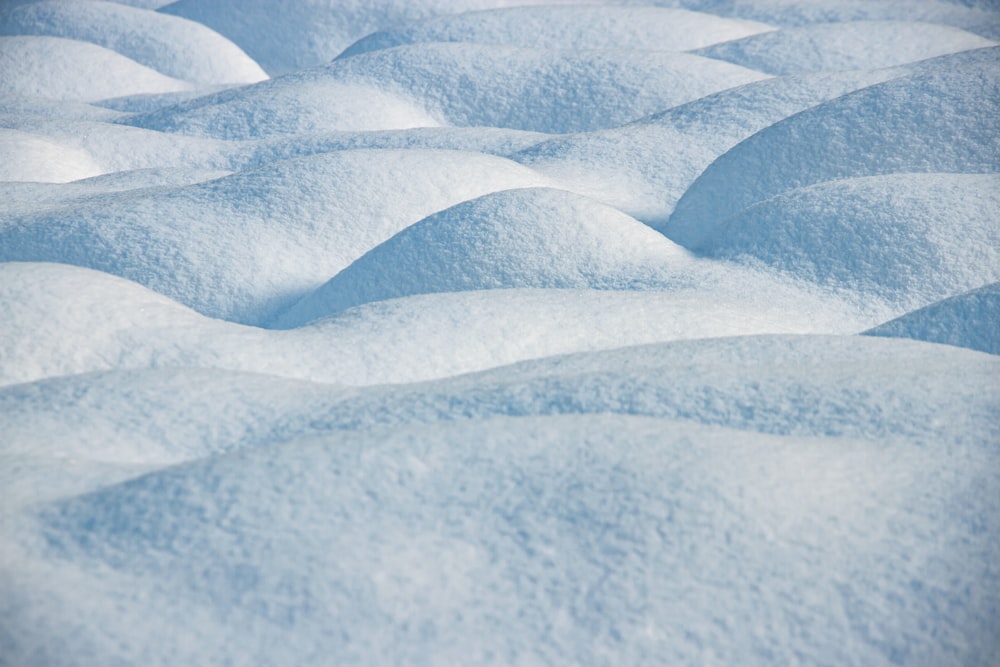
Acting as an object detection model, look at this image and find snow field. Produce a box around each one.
[1,1,999,664]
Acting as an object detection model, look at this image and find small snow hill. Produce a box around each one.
[0,35,190,102]
[864,282,1000,355]
[671,173,1000,312]
[271,188,688,325]
[666,58,1000,246]
[692,21,995,75]
[338,6,774,57]
[0,0,267,85]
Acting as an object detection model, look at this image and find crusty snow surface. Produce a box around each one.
[1,1,998,665]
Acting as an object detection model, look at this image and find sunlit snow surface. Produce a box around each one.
[1,1,998,665]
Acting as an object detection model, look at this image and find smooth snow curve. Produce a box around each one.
[0,128,103,182]
[159,0,625,75]
[864,282,1000,355]
[127,43,771,137]
[666,59,1000,247]
[677,173,1000,311]
[0,262,877,388]
[0,35,191,102]
[692,21,996,74]
[339,6,775,57]
[0,0,268,85]
[272,187,689,325]
[0,150,555,324]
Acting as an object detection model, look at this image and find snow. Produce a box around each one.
[693,20,996,74]
[0,35,192,101]
[667,58,1000,245]
[679,173,1000,311]
[126,43,769,137]
[339,6,776,57]
[0,150,555,324]
[0,262,877,388]
[159,0,619,75]
[0,0,268,85]
[864,282,1000,355]
[2,2,999,665]
[0,128,103,182]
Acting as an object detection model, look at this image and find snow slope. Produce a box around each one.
[127,43,770,137]
[0,262,877,388]
[667,59,1000,245]
[339,6,775,57]
[2,2,999,665]
[0,35,192,101]
[159,0,619,75]
[0,150,554,324]
[692,20,996,74]
[680,173,1000,310]
[864,282,1000,355]
[0,0,267,85]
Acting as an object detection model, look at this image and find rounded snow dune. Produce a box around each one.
[6,411,997,666]
[0,263,879,388]
[864,282,1000,355]
[513,66,904,225]
[0,0,267,85]
[272,188,690,325]
[129,43,771,137]
[339,6,775,58]
[126,78,443,138]
[159,0,629,75]
[666,60,1000,247]
[0,150,555,325]
[677,0,1000,36]
[0,129,102,182]
[0,35,191,102]
[683,174,1000,310]
[4,334,997,470]
[0,116,234,177]
[693,21,995,75]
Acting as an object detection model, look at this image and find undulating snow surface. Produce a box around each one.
[1,1,998,665]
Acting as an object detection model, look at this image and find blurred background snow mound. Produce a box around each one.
[2,1,999,665]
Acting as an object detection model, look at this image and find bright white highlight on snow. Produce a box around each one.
[1,1,998,665]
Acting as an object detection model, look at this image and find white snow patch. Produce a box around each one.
[0,35,192,102]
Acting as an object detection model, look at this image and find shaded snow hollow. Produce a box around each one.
[1,2,999,666]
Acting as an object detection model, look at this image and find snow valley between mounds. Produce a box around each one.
[1,1,999,665]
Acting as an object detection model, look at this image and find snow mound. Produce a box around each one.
[0,0,267,85]
[159,0,612,75]
[0,263,877,388]
[667,60,1000,245]
[0,116,233,177]
[0,150,553,325]
[339,6,775,58]
[864,282,1000,355]
[0,150,548,323]
[693,21,995,74]
[513,66,903,225]
[237,127,550,171]
[125,78,442,138]
[0,35,191,102]
[6,410,995,666]
[0,128,102,182]
[128,43,770,137]
[511,47,1000,225]
[677,0,1000,36]
[5,335,995,472]
[677,173,1000,310]
[272,188,688,325]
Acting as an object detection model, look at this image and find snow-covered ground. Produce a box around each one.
[1,1,998,665]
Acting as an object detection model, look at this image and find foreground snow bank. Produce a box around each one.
[4,409,997,666]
